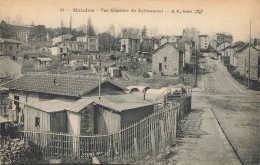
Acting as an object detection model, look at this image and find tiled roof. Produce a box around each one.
[236,43,258,53]
[3,73,124,97]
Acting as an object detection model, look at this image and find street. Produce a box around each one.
[167,53,259,165]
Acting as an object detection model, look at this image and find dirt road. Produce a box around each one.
[198,53,259,165]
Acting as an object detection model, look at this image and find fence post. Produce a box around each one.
[134,138,139,161]
[174,108,178,143]
[160,120,166,158]
[151,130,157,163]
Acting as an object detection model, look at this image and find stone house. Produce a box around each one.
[235,44,259,79]
[152,42,183,76]
[0,38,22,60]
[52,34,73,46]
[199,35,210,50]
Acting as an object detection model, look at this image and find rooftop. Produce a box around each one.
[0,38,23,44]
[3,73,124,97]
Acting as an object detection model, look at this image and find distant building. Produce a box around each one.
[229,42,246,66]
[160,36,181,46]
[36,57,52,68]
[120,37,140,55]
[235,44,259,79]
[171,42,192,65]
[152,42,183,76]
[199,35,210,50]
[52,34,73,46]
[120,32,140,55]
[0,38,22,60]
[140,36,153,53]
[76,36,99,52]
[52,42,69,57]
[217,42,230,54]
[216,33,233,46]
[0,20,30,43]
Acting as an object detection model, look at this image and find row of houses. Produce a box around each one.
[221,42,260,79]
[51,34,99,57]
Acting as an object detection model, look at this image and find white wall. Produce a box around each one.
[67,111,81,135]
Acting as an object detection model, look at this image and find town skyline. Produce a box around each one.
[0,0,259,42]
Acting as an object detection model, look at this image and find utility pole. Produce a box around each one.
[99,60,101,101]
[194,46,197,87]
[248,20,251,88]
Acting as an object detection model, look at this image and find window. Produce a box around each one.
[35,117,40,127]
[17,44,19,48]
[10,46,12,50]
[60,48,63,53]
[164,57,167,62]
[164,65,167,69]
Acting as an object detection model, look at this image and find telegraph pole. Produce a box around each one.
[248,20,251,88]
[99,60,101,101]
[194,46,197,87]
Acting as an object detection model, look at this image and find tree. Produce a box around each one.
[98,32,115,51]
[107,24,115,36]
[86,17,96,36]
[29,25,47,42]
[127,61,138,71]
[142,26,147,37]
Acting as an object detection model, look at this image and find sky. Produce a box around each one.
[0,0,260,42]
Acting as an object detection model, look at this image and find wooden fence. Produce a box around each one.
[11,96,192,163]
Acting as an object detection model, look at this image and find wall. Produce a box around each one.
[67,111,81,135]
[120,105,154,128]
[236,47,259,79]
[152,44,180,76]
[23,106,50,132]
[80,104,95,135]
[0,43,21,60]
[94,105,121,134]
[50,111,67,133]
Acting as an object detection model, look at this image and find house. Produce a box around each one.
[120,33,140,55]
[140,36,153,53]
[66,41,88,53]
[3,73,126,123]
[199,35,210,50]
[235,44,259,79]
[171,42,192,65]
[66,55,92,68]
[152,42,183,76]
[217,41,230,54]
[222,45,231,57]
[51,42,69,57]
[35,57,53,68]
[0,57,22,80]
[76,36,99,52]
[52,34,73,46]
[0,20,30,43]
[0,38,23,60]
[160,36,181,46]
[229,42,246,66]
[10,94,156,135]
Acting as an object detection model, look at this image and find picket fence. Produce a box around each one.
[11,96,191,163]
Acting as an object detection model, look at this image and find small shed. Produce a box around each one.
[108,67,121,77]
[36,57,52,68]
